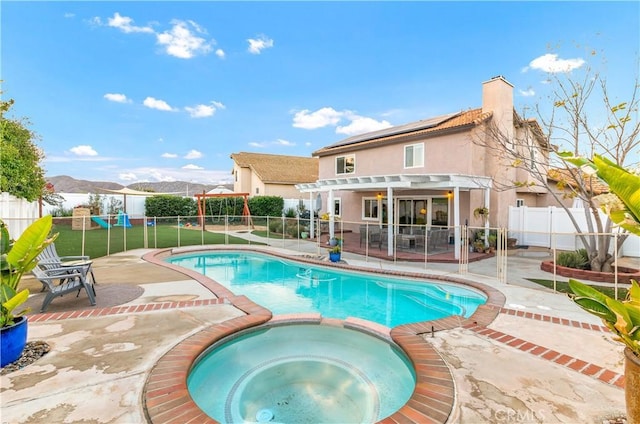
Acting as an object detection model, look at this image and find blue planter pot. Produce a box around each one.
[1,316,28,367]
[329,252,341,263]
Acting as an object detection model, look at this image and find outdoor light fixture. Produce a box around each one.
[376,192,383,200]
[447,190,453,197]
[420,208,427,215]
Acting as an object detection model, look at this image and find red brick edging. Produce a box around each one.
[540,260,640,284]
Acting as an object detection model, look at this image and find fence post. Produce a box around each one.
[144,216,148,249]
[497,227,507,284]
[459,225,468,274]
[107,214,111,256]
[614,231,619,300]
[551,230,557,293]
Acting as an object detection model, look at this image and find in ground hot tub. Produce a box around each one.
[187,324,416,423]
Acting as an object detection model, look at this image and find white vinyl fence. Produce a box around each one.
[0,192,39,238]
[508,205,639,257]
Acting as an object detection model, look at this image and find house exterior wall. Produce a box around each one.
[318,131,477,180]
[233,164,253,194]
[263,183,306,199]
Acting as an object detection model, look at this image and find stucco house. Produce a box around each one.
[230,152,319,199]
[297,76,550,257]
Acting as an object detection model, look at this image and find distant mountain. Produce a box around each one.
[47,175,231,196]
[47,175,124,193]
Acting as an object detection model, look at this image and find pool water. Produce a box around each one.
[168,251,486,327]
[188,324,416,423]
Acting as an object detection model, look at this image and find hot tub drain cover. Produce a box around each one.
[256,409,273,422]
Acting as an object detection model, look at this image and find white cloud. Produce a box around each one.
[293,107,344,129]
[182,164,204,170]
[215,49,225,59]
[70,145,98,156]
[107,12,154,34]
[184,150,203,159]
[88,16,102,26]
[156,20,213,59]
[275,139,295,146]
[248,139,295,148]
[104,93,131,103]
[143,97,175,111]
[112,167,232,184]
[519,88,536,97]
[247,35,274,54]
[336,116,392,136]
[119,173,138,181]
[292,106,392,136]
[184,101,225,118]
[527,53,585,73]
[64,12,75,18]
[161,152,178,158]
[305,142,312,147]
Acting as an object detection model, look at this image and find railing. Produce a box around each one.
[3,214,637,292]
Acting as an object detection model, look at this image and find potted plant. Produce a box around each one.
[568,279,639,423]
[473,206,489,220]
[328,245,341,263]
[562,153,640,422]
[329,236,343,247]
[1,215,58,367]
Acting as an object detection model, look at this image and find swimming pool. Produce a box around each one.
[167,251,486,327]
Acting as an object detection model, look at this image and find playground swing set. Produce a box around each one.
[194,192,253,230]
[72,207,132,230]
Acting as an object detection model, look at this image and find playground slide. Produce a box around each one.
[91,216,111,229]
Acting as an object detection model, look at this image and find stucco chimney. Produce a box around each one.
[481,75,515,227]
[482,75,514,131]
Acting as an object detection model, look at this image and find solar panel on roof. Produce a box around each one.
[323,111,460,149]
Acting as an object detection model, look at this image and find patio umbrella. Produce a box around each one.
[315,193,322,212]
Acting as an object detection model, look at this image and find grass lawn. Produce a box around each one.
[527,278,630,299]
[52,223,261,259]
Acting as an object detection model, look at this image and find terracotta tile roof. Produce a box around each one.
[548,167,609,194]
[230,152,318,184]
[313,108,492,156]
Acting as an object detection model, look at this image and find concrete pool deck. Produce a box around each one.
[0,243,629,423]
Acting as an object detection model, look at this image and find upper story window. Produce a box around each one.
[404,143,424,168]
[336,155,355,175]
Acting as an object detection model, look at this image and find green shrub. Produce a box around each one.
[145,195,197,218]
[50,205,73,217]
[249,196,284,217]
[284,207,297,218]
[268,219,283,234]
[557,250,590,270]
[285,220,300,238]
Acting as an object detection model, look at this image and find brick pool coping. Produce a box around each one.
[100,246,619,423]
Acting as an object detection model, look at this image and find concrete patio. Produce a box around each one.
[0,242,629,423]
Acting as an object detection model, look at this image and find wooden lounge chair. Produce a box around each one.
[32,265,96,312]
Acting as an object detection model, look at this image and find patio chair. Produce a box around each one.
[37,244,89,269]
[428,229,450,251]
[36,244,97,287]
[32,264,96,312]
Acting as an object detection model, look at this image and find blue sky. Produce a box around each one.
[2,1,638,185]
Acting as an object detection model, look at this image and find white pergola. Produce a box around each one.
[297,173,493,259]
